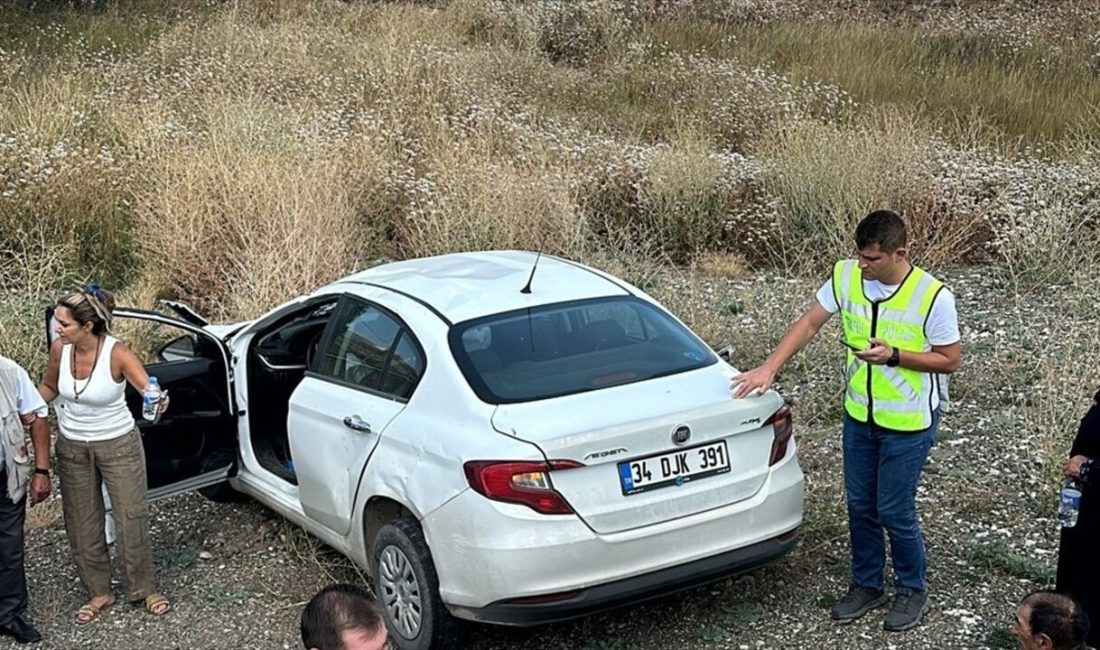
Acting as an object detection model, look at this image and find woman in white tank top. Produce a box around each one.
[35,285,172,624]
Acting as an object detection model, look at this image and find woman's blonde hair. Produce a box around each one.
[57,284,116,335]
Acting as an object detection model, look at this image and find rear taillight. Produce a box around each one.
[463,460,583,515]
[766,405,793,466]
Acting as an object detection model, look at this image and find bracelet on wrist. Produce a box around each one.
[33,468,50,476]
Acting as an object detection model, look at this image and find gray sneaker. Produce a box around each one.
[830,585,888,623]
[883,591,929,632]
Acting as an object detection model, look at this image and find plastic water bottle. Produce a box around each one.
[1058,478,1083,528]
[142,377,161,422]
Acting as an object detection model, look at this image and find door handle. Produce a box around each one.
[342,415,372,433]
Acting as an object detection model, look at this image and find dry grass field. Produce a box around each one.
[2,1,1100,648]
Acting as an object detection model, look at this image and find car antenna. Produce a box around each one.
[520,250,542,294]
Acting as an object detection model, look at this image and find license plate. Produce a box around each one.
[618,440,730,496]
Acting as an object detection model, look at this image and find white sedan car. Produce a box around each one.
[83,251,803,649]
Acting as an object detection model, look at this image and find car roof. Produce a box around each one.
[333,251,632,324]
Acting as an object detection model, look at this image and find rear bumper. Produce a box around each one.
[424,442,803,621]
[451,528,798,626]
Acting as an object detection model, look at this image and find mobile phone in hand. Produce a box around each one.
[840,339,865,352]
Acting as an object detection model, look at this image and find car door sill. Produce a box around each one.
[148,467,231,502]
[234,472,304,515]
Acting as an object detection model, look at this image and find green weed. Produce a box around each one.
[966,541,1054,584]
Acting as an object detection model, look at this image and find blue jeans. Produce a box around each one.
[842,411,938,594]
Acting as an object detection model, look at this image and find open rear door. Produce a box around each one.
[45,305,238,499]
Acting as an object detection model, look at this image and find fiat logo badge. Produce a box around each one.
[672,425,691,446]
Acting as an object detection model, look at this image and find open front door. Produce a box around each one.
[45,305,238,500]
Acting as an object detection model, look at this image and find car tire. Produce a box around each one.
[372,517,463,650]
[197,447,250,503]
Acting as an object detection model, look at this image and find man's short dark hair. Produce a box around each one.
[301,583,384,650]
[1022,589,1090,650]
[855,209,907,253]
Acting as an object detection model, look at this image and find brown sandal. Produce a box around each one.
[74,597,114,625]
[144,593,171,616]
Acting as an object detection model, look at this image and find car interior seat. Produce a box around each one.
[467,349,504,372]
[577,319,627,352]
[488,320,534,365]
[528,317,562,360]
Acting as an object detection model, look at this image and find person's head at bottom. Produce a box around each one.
[1012,590,1090,650]
[301,584,388,650]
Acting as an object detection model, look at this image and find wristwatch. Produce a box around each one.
[33,468,50,476]
[886,347,901,367]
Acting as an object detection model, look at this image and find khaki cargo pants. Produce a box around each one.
[56,428,157,601]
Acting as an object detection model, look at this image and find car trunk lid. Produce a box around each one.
[490,368,784,534]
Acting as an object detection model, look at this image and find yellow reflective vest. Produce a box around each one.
[833,260,944,432]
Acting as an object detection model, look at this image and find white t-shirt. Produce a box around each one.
[5,364,48,465]
[815,277,960,346]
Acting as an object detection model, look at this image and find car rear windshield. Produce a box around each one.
[449,297,717,404]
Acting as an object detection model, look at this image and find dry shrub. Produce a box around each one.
[134,97,388,320]
[367,48,520,151]
[21,162,136,287]
[0,199,133,294]
[758,109,983,273]
[226,0,330,26]
[1019,288,1100,488]
[5,0,1097,356]
[652,269,735,347]
[989,183,1100,292]
[0,72,91,145]
[134,2,395,120]
[0,226,74,375]
[103,2,514,318]
[450,0,543,51]
[0,71,133,373]
[398,140,585,257]
[574,133,768,266]
[537,49,855,149]
[573,144,648,246]
[694,251,749,278]
[625,0,790,24]
[450,0,629,66]
[218,0,382,30]
[0,94,135,288]
[536,1,630,66]
[639,138,747,263]
[575,228,670,294]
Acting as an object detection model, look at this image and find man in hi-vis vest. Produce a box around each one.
[731,210,961,633]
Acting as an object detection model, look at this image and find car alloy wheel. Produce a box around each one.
[372,516,463,650]
[379,545,423,638]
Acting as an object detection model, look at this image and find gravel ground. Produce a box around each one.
[11,266,1099,650]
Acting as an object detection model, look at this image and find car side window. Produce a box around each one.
[315,299,424,398]
[381,333,424,399]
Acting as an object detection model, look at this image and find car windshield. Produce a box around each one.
[449,296,717,404]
